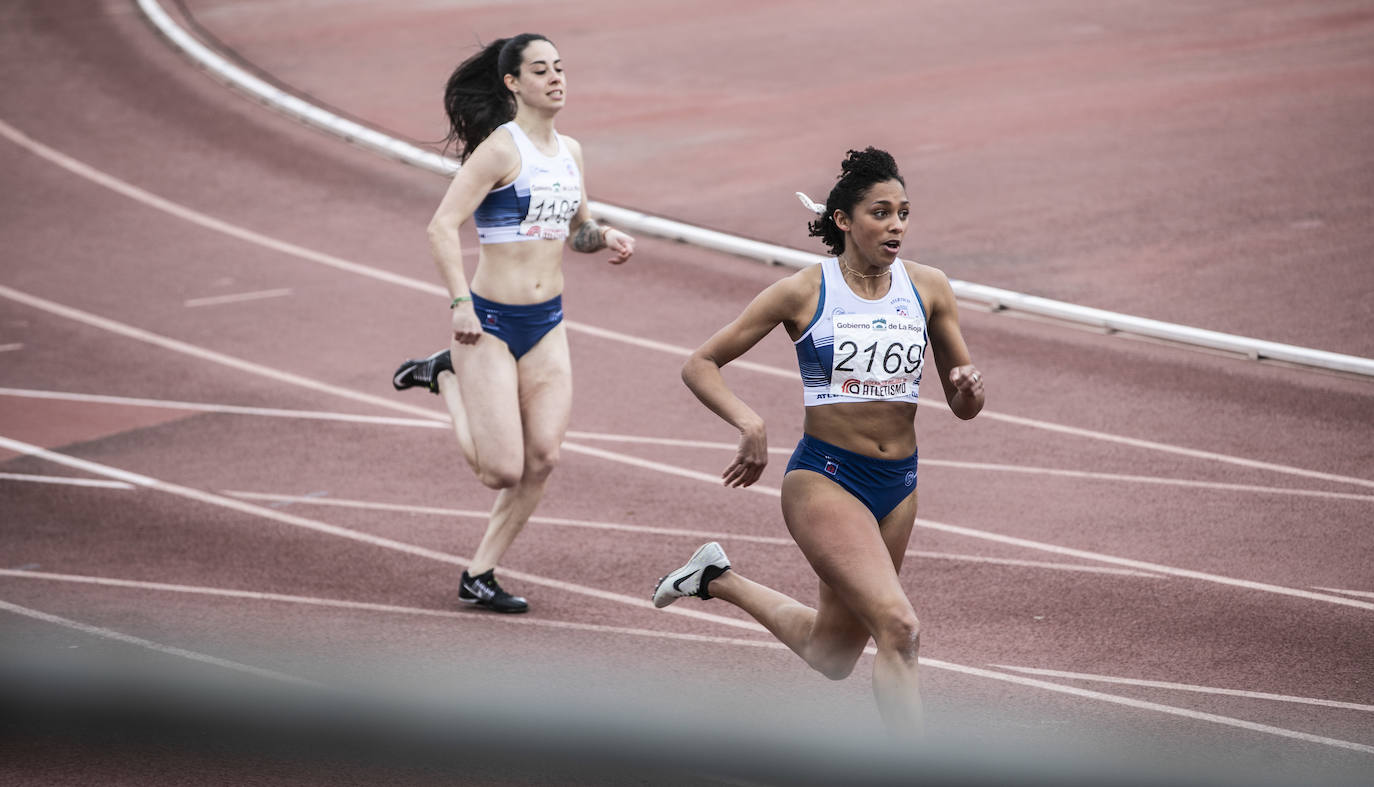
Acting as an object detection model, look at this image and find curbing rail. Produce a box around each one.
[136,0,1374,379]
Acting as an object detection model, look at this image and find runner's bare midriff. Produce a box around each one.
[802,400,918,458]
[469,238,566,304]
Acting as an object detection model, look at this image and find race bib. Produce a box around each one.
[829,314,926,399]
[520,162,581,240]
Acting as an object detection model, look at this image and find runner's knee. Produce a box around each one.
[476,460,523,490]
[804,642,864,681]
[874,610,921,661]
[523,443,560,481]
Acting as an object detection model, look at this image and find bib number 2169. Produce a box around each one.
[829,314,925,400]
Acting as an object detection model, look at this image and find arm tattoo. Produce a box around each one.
[571,219,607,253]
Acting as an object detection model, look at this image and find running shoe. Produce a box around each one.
[460,569,529,614]
[651,542,730,608]
[392,349,452,394]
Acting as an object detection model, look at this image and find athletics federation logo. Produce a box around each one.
[823,458,838,476]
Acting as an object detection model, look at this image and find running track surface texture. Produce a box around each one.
[1,1,1372,785]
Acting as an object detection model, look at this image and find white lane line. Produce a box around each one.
[561,441,781,497]
[0,472,134,490]
[2,118,1368,491]
[5,388,1367,505]
[920,459,1374,504]
[990,665,1374,713]
[911,518,1374,612]
[0,387,444,428]
[0,434,758,632]
[0,598,312,685]
[980,411,1374,491]
[0,343,22,353]
[221,491,1163,579]
[0,118,438,295]
[5,564,1370,754]
[0,569,781,651]
[0,285,446,421]
[1315,587,1374,600]
[184,288,293,308]
[928,659,1374,755]
[907,550,1157,577]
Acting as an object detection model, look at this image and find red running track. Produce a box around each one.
[1,1,1372,784]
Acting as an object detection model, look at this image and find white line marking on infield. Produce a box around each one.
[0,343,22,353]
[990,665,1374,712]
[184,288,293,308]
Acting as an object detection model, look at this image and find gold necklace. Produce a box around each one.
[839,257,890,280]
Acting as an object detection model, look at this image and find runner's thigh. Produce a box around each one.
[514,323,573,460]
[782,471,913,638]
[453,333,523,467]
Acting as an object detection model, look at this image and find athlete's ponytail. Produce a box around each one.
[443,33,551,161]
[806,147,906,256]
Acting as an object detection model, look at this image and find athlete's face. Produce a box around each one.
[507,40,565,111]
[835,179,910,267]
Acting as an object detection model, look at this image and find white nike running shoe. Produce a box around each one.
[652,542,730,608]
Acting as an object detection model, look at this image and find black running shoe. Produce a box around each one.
[393,349,452,394]
[459,569,529,614]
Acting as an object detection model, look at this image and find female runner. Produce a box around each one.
[394,33,634,613]
[652,148,983,734]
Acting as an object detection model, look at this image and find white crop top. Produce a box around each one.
[793,257,929,406]
[472,122,582,244]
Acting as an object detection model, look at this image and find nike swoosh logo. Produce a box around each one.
[671,570,699,593]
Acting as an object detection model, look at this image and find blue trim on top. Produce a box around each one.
[799,266,827,336]
[907,264,928,321]
[473,181,530,230]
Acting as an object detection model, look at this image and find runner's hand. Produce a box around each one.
[451,302,482,346]
[604,229,635,265]
[723,423,767,488]
[949,364,983,397]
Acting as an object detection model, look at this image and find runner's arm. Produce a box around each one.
[683,275,807,486]
[915,263,985,419]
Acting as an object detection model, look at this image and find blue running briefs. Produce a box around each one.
[470,292,564,360]
[784,433,918,522]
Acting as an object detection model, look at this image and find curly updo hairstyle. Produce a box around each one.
[807,147,906,256]
[443,33,551,162]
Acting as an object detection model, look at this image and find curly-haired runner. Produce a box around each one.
[652,148,984,735]
[393,34,634,613]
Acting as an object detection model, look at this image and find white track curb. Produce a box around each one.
[136,0,1374,378]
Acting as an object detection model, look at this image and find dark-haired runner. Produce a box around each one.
[394,34,634,613]
[653,148,983,735]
